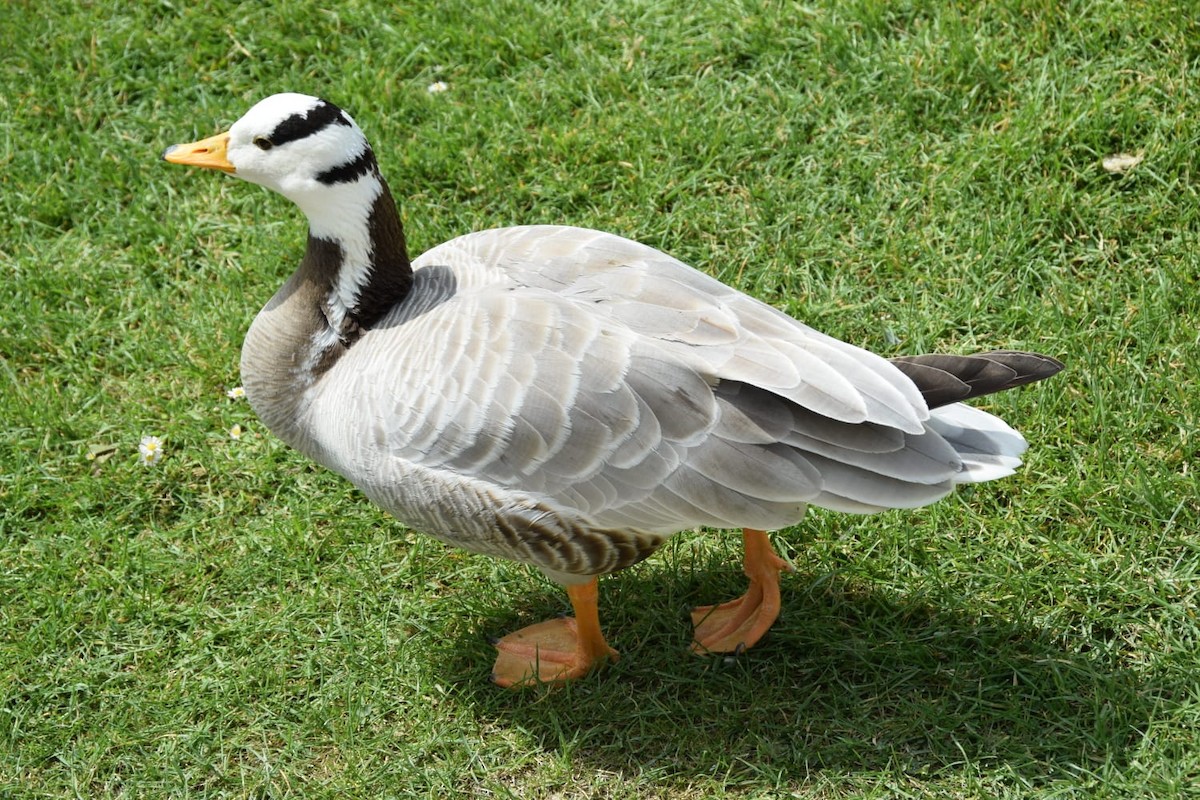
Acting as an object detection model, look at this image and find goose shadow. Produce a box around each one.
[432,553,1176,783]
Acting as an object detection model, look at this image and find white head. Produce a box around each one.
[164,93,381,227]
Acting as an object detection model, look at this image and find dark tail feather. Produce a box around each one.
[890,350,1064,410]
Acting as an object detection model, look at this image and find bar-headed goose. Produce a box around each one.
[164,94,1062,687]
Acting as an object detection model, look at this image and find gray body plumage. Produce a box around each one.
[179,94,1061,588]
[245,223,1053,584]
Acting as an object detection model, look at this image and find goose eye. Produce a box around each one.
[253,136,274,151]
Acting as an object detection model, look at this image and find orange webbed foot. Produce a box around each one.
[491,617,617,687]
[490,578,618,688]
[690,529,793,655]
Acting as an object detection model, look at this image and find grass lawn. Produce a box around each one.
[2,0,1198,796]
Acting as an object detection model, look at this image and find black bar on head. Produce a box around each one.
[317,147,378,185]
[269,100,350,148]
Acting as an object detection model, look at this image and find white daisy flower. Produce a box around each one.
[426,81,449,94]
[226,386,246,400]
[229,424,243,440]
[138,435,164,466]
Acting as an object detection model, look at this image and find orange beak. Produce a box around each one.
[162,131,235,173]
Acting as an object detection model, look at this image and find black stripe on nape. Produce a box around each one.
[316,146,378,185]
[268,99,350,148]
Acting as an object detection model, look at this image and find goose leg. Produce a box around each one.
[491,577,618,688]
[690,529,793,655]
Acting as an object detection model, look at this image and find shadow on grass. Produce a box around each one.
[436,560,1167,783]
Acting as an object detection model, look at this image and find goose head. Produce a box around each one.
[164,93,381,230]
[165,93,412,360]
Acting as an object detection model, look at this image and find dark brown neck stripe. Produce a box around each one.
[352,184,413,329]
